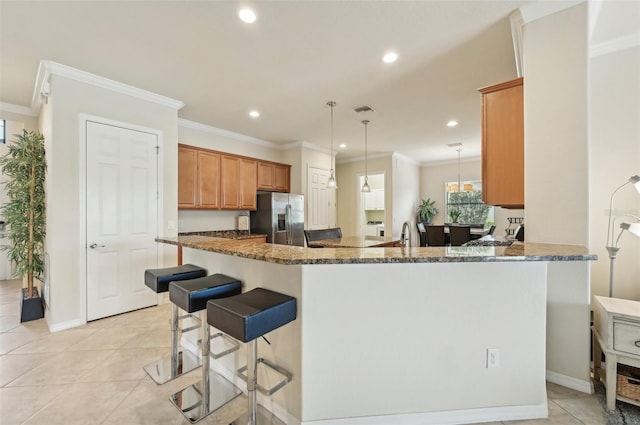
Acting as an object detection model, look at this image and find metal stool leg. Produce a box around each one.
[247,339,257,425]
[170,311,241,423]
[143,303,201,384]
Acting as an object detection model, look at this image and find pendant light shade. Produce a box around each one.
[326,101,337,189]
[361,120,371,193]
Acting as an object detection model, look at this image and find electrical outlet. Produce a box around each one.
[487,348,500,368]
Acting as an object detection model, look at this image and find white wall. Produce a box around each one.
[524,4,589,246]
[589,44,640,298]
[391,154,420,243]
[43,73,180,330]
[522,3,591,391]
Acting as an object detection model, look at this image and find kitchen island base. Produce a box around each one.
[181,248,550,425]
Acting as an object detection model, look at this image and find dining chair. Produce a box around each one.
[424,225,446,247]
[416,223,427,247]
[304,227,342,247]
[449,225,472,246]
[487,225,496,235]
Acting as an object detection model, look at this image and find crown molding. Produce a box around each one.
[283,140,332,155]
[336,152,393,165]
[420,156,481,167]
[590,32,640,58]
[518,0,584,25]
[0,102,38,117]
[32,60,185,114]
[392,151,421,166]
[178,118,280,148]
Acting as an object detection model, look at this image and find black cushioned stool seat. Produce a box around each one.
[144,264,206,293]
[169,274,242,313]
[206,288,297,343]
[207,288,297,425]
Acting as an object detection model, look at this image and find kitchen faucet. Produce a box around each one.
[401,221,411,247]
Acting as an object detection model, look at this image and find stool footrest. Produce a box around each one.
[143,350,201,385]
[237,358,292,396]
[181,324,201,334]
[169,372,242,424]
[210,332,240,359]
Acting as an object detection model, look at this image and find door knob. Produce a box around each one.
[89,243,105,249]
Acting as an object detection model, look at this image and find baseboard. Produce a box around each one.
[47,317,86,332]
[292,403,548,425]
[546,370,593,394]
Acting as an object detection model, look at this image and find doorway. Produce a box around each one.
[307,165,336,229]
[358,172,385,236]
[85,119,159,321]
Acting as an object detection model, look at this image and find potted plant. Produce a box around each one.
[449,207,461,224]
[0,130,47,322]
[417,198,438,223]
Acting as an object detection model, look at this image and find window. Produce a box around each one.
[445,180,494,227]
[0,120,5,144]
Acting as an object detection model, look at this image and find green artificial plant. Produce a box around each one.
[417,198,439,223]
[0,130,47,299]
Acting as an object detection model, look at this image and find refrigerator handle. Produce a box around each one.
[286,204,292,244]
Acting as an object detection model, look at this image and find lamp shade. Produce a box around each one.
[631,175,640,193]
[620,222,640,238]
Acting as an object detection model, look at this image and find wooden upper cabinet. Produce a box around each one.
[178,146,197,208]
[257,161,291,192]
[178,145,220,209]
[479,77,524,209]
[197,151,220,209]
[179,144,288,210]
[220,155,257,210]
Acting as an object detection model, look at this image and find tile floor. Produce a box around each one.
[0,278,612,425]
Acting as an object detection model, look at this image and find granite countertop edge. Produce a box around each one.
[157,235,597,265]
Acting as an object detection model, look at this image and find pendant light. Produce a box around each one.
[361,120,371,193]
[326,101,337,189]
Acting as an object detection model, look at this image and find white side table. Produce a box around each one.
[593,295,640,410]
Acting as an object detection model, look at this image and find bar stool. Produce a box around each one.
[169,274,243,423]
[207,288,297,425]
[143,264,207,384]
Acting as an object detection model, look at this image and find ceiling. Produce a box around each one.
[0,0,544,163]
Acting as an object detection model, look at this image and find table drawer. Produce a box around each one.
[613,321,640,356]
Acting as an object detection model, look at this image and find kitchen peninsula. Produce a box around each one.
[157,235,595,425]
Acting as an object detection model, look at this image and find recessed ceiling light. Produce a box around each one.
[238,8,257,23]
[382,52,398,64]
[339,144,346,149]
[249,110,260,118]
[447,120,458,127]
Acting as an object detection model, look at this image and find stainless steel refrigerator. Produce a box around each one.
[250,193,305,246]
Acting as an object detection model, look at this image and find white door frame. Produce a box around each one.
[78,114,163,323]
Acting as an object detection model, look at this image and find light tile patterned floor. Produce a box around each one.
[0,278,610,425]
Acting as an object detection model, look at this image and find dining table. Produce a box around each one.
[306,235,403,248]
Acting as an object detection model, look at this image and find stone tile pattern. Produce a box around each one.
[0,278,611,425]
[158,235,597,265]
[179,230,267,240]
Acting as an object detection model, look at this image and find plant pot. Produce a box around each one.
[20,287,44,323]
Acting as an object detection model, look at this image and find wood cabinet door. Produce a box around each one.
[220,155,240,209]
[480,78,524,208]
[274,164,290,192]
[239,158,257,210]
[257,162,275,190]
[197,151,220,209]
[178,146,197,208]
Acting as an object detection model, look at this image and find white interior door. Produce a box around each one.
[86,121,159,321]
[307,166,335,229]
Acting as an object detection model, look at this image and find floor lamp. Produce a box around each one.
[606,175,640,297]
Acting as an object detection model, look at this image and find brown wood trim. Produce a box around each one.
[177,245,182,266]
[478,77,523,95]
